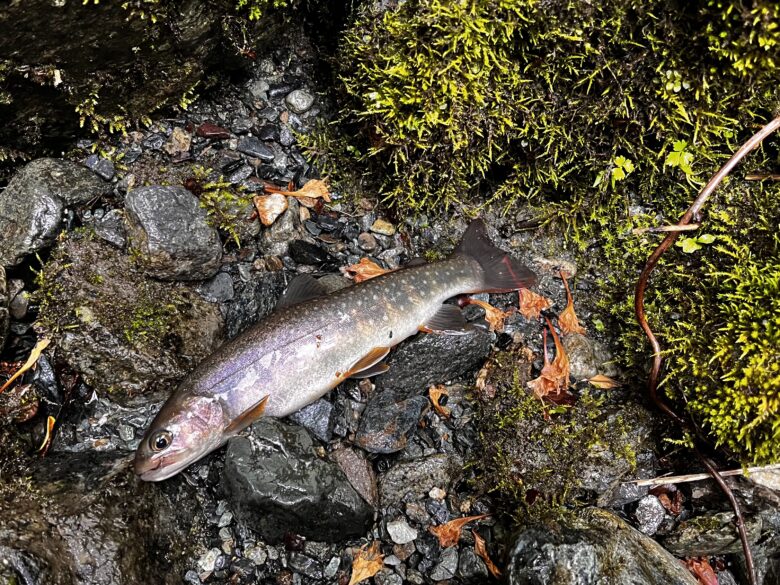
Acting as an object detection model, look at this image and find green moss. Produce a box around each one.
[192,166,254,247]
[472,348,640,523]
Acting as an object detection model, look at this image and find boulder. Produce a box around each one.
[125,186,222,281]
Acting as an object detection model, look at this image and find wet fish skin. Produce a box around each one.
[135,220,535,481]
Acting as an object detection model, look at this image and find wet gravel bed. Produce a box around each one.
[0,28,778,585]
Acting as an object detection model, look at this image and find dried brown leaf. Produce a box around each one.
[278,178,332,203]
[467,299,513,332]
[0,337,50,395]
[526,318,571,400]
[587,374,621,389]
[428,385,451,418]
[37,415,56,454]
[472,529,501,578]
[253,193,288,227]
[348,541,384,585]
[429,514,489,548]
[558,271,586,335]
[344,258,393,283]
[684,557,718,585]
[518,288,552,320]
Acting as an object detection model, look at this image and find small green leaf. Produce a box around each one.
[677,237,702,253]
[697,233,716,244]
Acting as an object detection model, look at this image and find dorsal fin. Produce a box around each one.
[420,304,473,335]
[225,395,269,435]
[276,275,327,310]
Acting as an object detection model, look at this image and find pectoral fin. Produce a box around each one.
[344,346,390,378]
[420,304,473,335]
[349,362,390,379]
[225,395,269,435]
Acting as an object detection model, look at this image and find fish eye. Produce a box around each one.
[150,430,173,452]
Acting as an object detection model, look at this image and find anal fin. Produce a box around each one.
[225,395,269,435]
[344,346,390,378]
[349,362,389,379]
[420,304,473,335]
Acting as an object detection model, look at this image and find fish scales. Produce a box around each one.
[134,219,536,481]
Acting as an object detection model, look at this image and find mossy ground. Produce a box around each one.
[310,0,780,465]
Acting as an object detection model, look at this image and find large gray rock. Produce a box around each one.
[0,267,7,353]
[507,508,698,585]
[661,511,763,557]
[222,418,373,543]
[36,234,223,403]
[0,450,203,585]
[125,186,222,281]
[0,159,111,266]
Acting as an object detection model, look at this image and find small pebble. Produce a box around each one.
[197,548,221,573]
[323,556,340,578]
[285,89,315,114]
[387,519,418,544]
[218,511,233,527]
[429,487,446,500]
[370,218,396,236]
[245,545,268,566]
[358,232,378,252]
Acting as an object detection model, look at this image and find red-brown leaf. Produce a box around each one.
[467,298,513,332]
[429,514,489,548]
[518,288,551,320]
[472,529,501,578]
[348,541,384,585]
[558,271,586,335]
[684,557,718,585]
[344,258,393,283]
[527,318,571,400]
[428,385,451,418]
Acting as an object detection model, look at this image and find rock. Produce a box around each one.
[662,512,763,557]
[198,548,221,573]
[562,333,616,381]
[458,547,489,581]
[354,396,428,454]
[255,125,280,142]
[8,289,28,321]
[196,122,231,140]
[237,136,275,162]
[0,267,7,353]
[430,548,458,581]
[370,218,396,236]
[0,450,202,585]
[288,240,333,265]
[285,89,315,114]
[222,418,373,543]
[507,508,698,585]
[196,272,235,303]
[287,552,322,579]
[36,235,223,402]
[330,446,378,508]
[358,232,378,252]
[223,270,285,339]
[288,398,333,442]
[85,155,116,181]
[94,209,128,249]
[634,495,667,535]
[125,185,222,281]
[379,454,461,506]
[0,158,111,266]
[387,519,418,544]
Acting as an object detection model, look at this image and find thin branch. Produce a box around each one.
[628,463,780,488]
[632,224,700,235]
[745,173,780,181]
[633,114,780,585]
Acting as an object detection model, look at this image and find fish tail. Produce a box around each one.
[455,219,536,292]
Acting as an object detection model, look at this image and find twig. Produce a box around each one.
[632,223,700,235]
[633,114,780,585]
[745,173,780,181]
[628,463,780,487]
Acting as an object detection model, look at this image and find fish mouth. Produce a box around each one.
[134,453,165,481]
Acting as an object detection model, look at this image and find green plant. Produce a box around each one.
[193,166,254,247]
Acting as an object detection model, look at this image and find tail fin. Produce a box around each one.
[455,219,536,292]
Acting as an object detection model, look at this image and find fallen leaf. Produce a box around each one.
[429,514,489,548]
[526,318,571,400]
[344,258,393,283]
[37,415,56,454]
[587,374,621,389]
[472,529,501,578]
[348,541,384,585]
[428,385,451,418]
[558,271,586,335]
[276,178,332,203]
[466,298,513,332]
[253,193,288,227]
[518,288,552,320]
[0,337,50,395]
[684,557,718,585]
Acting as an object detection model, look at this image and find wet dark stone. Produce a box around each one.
[94,209,127,249]
[142,133,165,151]
[255,124,280,142]
[223,270,285,339]
[661,512,763,557]
[85,155,116,181]
[354,396,428,454]
[226,163,254,184]
[196,122,231,140]
[288,398,333,442]
[268,83,294,99]
[196,272,235,304]
[287,552,323,580]
[125,185,222,281]
[379,454,461,506]
[123,144,143,164]
[314,214,339,232]
[237,136,275,162]
[288,240,333,266]
[458,547,489,582]
[0,158,111,266]
[329,447,378,508]
[222,418,373,543]
[507,508,698,585]
[0,450,203,585]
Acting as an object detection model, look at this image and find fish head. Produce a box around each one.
[134,393,227,481]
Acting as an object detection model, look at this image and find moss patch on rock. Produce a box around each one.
[34,230,223,403]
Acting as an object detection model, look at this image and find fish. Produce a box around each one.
[134,219,535,481]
